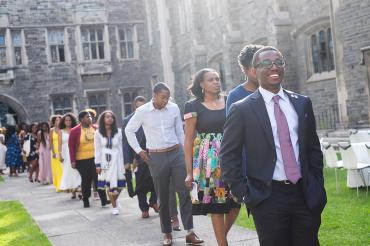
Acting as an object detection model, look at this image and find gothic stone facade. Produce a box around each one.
[165,0,370,127]
[0,0,164,125]
[1,0,370,128]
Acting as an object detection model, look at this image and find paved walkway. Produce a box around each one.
[0,173,259,246]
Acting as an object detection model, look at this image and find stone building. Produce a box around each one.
[0,0,167,125]
[0,0,370,128]
[164,0,370,128]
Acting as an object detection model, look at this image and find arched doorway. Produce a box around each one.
[0,94,29,127]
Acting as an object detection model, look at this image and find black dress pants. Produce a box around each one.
[76,158,107,204]
[250,180,321,246]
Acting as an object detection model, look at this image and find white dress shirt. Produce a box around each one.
[259,86,300,181]
[125,101,184,154]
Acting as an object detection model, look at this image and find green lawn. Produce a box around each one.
[0,175,4,182]
[0,201,51,246]
[235,168,370,246]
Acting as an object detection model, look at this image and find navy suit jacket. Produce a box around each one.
[122,112,146,164]
[220,89,327,215]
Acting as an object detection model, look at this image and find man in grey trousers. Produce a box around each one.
[125,82,204,246]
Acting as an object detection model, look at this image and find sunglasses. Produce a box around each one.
[255,59,286,69]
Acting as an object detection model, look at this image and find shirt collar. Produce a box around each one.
[149,100,169,111]
[259,86,287,104]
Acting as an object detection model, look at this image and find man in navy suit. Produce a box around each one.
[122,96,159,218]
[220,46,326,246]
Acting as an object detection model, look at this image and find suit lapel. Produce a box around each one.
[250,91,275,150]
[284,90,306,159]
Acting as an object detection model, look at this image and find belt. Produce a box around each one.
[148,144,180,153]
[272,179,301,185]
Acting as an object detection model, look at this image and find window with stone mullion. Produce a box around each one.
[123,91,138,116]
[119,28,134,59]
[88,94,107,116]
[0,31,6,65]
[12,31,23,65]
[52,96,72,115]
[48,30,65,63]
[310,28,335,74]
[82,28,104,61]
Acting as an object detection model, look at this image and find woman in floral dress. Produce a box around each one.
[184,68,240,246]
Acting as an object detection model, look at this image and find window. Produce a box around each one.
[123,91,138,116]
[0,31,6,65]
[12,31,23,65]
[81,28,105,60]
[310,28,335,74]
[88,93,107,116]
[209,55,226,90]
[118,27,135,59]
[207,0,222,19]
[48,30,65,63]
[52,96,73,115]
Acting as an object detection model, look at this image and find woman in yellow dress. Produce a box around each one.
[50,115,63,192]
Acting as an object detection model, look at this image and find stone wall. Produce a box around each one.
[0,0,163,124]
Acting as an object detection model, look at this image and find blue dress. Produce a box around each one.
[5,133,22,168]
[226,84,253,114]
[226,84,253,177]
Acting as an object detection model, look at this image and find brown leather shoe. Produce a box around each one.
[141,211,149,218]
[163,233,172,246]
[185,232,204,245]
[150,203,160,213]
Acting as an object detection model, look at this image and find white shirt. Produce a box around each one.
[259,86,300,181]
[125,101,184,154]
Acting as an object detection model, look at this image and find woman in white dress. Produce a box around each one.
[59,113,81,199]
[95,110,126,215]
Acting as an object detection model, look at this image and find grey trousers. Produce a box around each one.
[148,147,193,233]
[169,177,179,217]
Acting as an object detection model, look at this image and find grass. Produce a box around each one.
[0,175,4,182]
[235,168,370,246]
[0,201,51,246]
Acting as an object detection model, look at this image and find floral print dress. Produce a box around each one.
[184,98,240,215]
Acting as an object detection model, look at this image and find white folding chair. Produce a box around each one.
[338,142,370,197]
[349,130,370,143]
[364,143,370,197]
[321,142,343,193]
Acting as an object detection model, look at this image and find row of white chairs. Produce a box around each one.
[321,141,370,196]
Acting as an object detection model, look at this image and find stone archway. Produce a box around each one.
[0,94,30,126]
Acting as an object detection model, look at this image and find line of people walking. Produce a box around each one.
[0,45,326,246]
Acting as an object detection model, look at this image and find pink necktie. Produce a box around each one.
[272,95,301,183]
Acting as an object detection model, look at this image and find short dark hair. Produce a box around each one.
[60,113,78,129]
[188,68,218,99]
[133,96,147,104]
[153,82,170,94]
[97,110,118,138]
[238,44,264,70]
[78,110,89,121]
[252,46,283,68]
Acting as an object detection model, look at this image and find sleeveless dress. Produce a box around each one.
[184,98,240,215]
[5,133,22,168]
[51,130,63,191]
[59,130,81,190]
[24,133,38,162]
[38,134,52,183]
